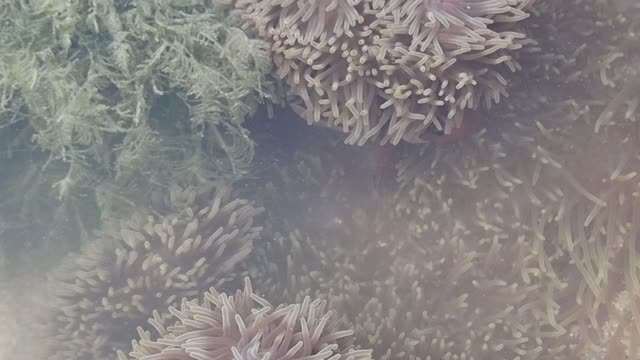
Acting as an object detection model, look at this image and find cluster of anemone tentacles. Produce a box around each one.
[226,0,537,145]
[38,1,640,360]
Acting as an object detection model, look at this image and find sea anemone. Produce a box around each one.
[240,138,577,359]
[392,86,640,358]
[593,290,640,359]
[45,182,264,359]
[117,277,373,360]
[393,0,640,355]
[249,211,579,359]
[227,0,537,145]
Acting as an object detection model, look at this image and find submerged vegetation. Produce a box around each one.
[0,0,275,253]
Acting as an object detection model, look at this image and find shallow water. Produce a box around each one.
[1,1,639,360]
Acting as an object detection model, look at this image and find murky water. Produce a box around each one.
[1,1,639,360]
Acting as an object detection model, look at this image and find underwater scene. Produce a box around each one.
[1,0,639,359]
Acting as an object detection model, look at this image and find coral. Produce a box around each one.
[117,277,372,360]
[227,0,537,145]
[45,182,264,359]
